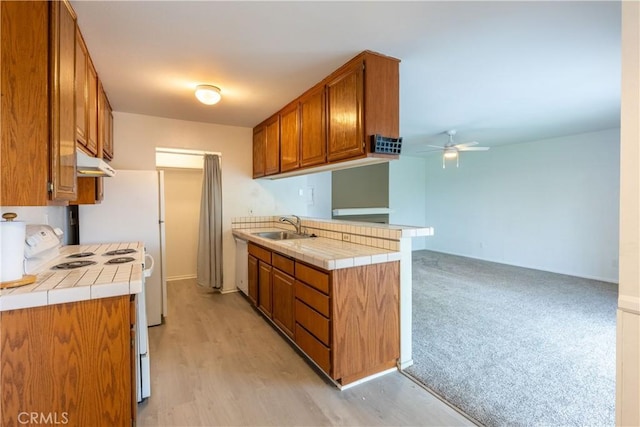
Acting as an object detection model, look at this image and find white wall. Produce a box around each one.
[113,112,310,292]
[389,156,428,250]
[305,171,332,219]
[0,206,68,242]
[162,168,202,281]
[423,128,620,282]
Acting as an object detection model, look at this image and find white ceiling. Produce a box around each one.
[71,1,621,155]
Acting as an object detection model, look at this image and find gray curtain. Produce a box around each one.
[197,154,223,289]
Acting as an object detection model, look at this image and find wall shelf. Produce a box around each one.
[332,208,393,216]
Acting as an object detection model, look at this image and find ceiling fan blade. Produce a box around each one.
[426,145,445,149]
[458,146,490,151]
[416,149,443,153]
[454,141,479,148]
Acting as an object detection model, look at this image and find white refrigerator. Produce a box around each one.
[79,170,167,327]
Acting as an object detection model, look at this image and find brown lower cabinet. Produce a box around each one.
[247,242,400,386]
[0,295,135,427]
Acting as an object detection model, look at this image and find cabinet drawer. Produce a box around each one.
[295,262,329,294]
[295,280,329,317]
[295,300,329,345]
[295,323,330,374]
[272,252,294,276]
[248,243,271,264]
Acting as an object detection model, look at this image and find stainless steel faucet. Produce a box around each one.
[279,215,302,234]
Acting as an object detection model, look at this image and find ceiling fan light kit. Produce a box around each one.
[418,129,490,168]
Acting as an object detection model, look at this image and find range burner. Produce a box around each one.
[52,260,97,270]
[104,249,137,256]
[105,256,136,265]
[67,252,95,259]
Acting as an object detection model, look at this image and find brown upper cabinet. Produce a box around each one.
[326,60,364,162]
[2,0,114,206]
[252,126,266,178]
[264,115,279,175]
[253,115,280,177]
[1,0,79,205]
[252,50,399,179]
[299,85,327,168]
[279,103,300,172]
[50,0,78,202]
[99,81,114,161]
[75,28,99,157]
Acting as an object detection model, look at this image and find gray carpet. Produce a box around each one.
[406,250,617,427]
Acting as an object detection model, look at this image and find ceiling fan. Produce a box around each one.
[420,130,490,168]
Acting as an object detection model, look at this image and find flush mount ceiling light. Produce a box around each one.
[195,85,222,105]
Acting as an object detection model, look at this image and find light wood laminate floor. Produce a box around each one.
[137,279,474,426]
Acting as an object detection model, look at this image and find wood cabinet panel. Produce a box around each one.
[295,300,330,345]
[86,59,99,155]
[299,85,326,168]
[50,0,78,202]
[294,280,329,317]
[75,29,98,158]
[272,252,294,276]
[295,323,331,374]
[272,268,295,338]
[248,254,258,306]
[264,116,280,175]
[279,103,300,172]
[327,61,364,162]
[0,296,132,426]
[129,296,137,424]
[248,243,271,264]
[98,82,113,161]
[0,1,50,205]
[363,52,400,141]
[252,127,265,178]
[295,262,329,294]
[73,176,103,205]
[75,27,88,149]
[258,261,273,317]
[331,261,400,381]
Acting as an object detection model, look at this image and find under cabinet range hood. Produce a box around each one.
[76,148,116,177]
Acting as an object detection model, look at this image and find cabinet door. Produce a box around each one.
[50,0,78,201]
[73,176,103,205]
[99,85,114,161]
[327,61,364,162]
[252,127,265,178]
[299,85,326,168]
[0,296,132,426]
[0,1,49,206]
[86,57,99,155]
[272,268,295,338]
[258,261,272,317]
[130,296,137,424]
[75,27,88,149]
[248,255,258,305]
[280,103,300,172]
[264,116,280,175]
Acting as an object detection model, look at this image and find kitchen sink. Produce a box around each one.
[254,231,311,240]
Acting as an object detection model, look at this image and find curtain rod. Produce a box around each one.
[156,147,222,157]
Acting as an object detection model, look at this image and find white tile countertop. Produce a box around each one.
[233,227,403,270]
[0,242,144,312]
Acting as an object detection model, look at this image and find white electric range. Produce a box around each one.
[0,226,152,403]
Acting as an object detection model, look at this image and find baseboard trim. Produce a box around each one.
[167,275,196,282]
[421,249,619,284]
[398,359,414,370]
